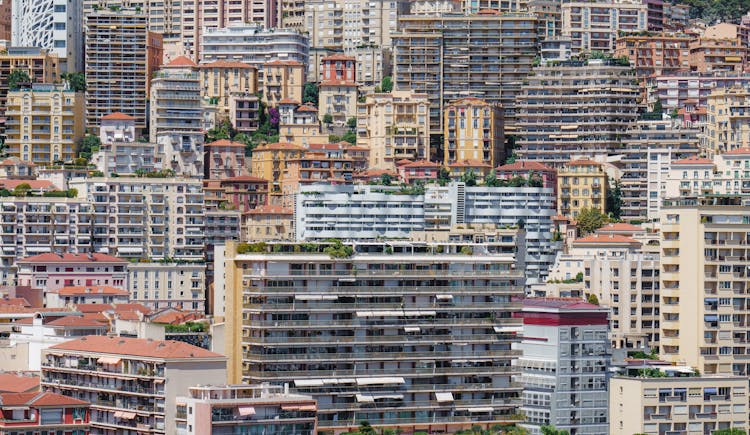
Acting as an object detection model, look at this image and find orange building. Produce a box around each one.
[615,33,691,77]
[689,37,747,73]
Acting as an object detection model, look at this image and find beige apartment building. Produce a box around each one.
[611,374,747,435]
[562,0,647,54]
[443,98,504,169]
[704,86,750,156]
[262,60,305,108]
[660,196,750,375]
[557,159,608,217]
[199,60,258,117]
[357,90,430,170]
[4,83,84,165]
[243,205,294,241]
[0,47,61,128]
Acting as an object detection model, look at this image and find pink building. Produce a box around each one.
[204,139,249,180]
[496,161,558,191]
[396,159,440,184]
[0,391,90,433]
[320,54,356,83]
[16,253,128,304]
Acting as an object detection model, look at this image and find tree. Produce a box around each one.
[380,76,393,93]
[712,430,747,435]
[341,130,356,144]
[206,119,235,142]
[576,207,609,236]
[540,426,569,435]
[380,173,393,185]
[303,82,318,105]
[438,166,451,186]
[652,99,663,115]
[61,72,86,92]
[8,69,31,91]
[77,134,101,160]
[587,293,599,305]
[346,117,357,129]
[484,170,499,187]
[606,179,622,219]
[461,169,477,186]
[323,113,333,125]
[12,183,31,197]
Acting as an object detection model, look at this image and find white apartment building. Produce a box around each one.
[156,131,205,178]
[92,141,161,176]
[128,262,206,312]
[149,58,204,142]
[12,0,83,71]
[666,149,750,199]
[562,0,647,54]
[515,298,610,435]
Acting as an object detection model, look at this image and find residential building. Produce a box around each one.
[149,56,203,142]
[664,156,716,199]
[263,60,305,108]
[198,60,258,117]
[614,33,691,78]
[277,102,329,147]
[4,83,84,165]
[11,0,83,71]
[282,151,355,195]
[83,0,184,50]
[515,59,640,166]
[561,0,648,54]
[447,160,493,179]
[0,391,90,434]
[352,46,385,90]
[620,119,700,222]
[357,91,431,170]
[396,159,441,184]
[650,74,750,113]
[557,160,608,218]
[444,98,504,169]
[689,37,747,73]
[16,252,128,296]
[294,182,557,284]
[393,12,538,134]
[659,196,750,375]
[205,209,242,313]
[642,0,664,31]
[156,131,205,178]
[204,139,249,180]
[41,336,227,434]
[515,298,610,435]
[0,0,9,41]
[128,262,207,312]
[69,177,206,261]
[0,156,36,179]
[175,385,317,434]
[200,24,309,81]
[216,239,525,432]
[230,92,261,135]
[51,285,130,308]
[610,373,747,435]
[91,140,160,176]
[85,10,163,133]
[319,55,358,126]
[495,161,558,195]
[250,142,305,200]
[280,0,306,29]
[704,86,750,156]
[99,112,137,145]
[203,176,269,212]
[243,205,294,241]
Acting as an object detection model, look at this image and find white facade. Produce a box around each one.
[149,68,204,142]
[128,262,207,312]
[12,0,83,71]
[156,131,204,178]
[91,141,161,175]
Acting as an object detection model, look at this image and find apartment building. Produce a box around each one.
[16,253,128,296]
[200,24,309,81]
[277,102,328,147]
[0,47,60,132]
[128,262,206,312]
[250,142,305,200]
[41,335,227,434]
[85,10,163,133]
[203,176,268,212]
[704,86,750,156]
[689,37,747,74]
[12,0,83,71]
[515,59,640,167]
[198,60,258,117]
[659,196,750,375]
[244,205,294,241]
[281,0,306,29]
[515,298,610,435]
[665,149,750,200]
[282,151,355,195]
[561,0,647,54]
[0,391,90,434]
[620,119,700,222]
[393,12,538,134]
[175,385,317,434]
[217,239,525,432]
[230,93,261,135]
[294,182,557,285]
[443,98,504,169]
[357,90,431,170]
[650,74,750,113]
[496,161,558,191]
[4,83,84,165]
[557,160,608,218]
[83,0,183,48]
[262,60,305,108]
[319,55,358,126]
[69,177,206,261]
[156,131,205,178]
[92,140,160,176]
[614,33,691,78]
[204,139,249,180]
[610,373,747,434]
[149,56,203,142]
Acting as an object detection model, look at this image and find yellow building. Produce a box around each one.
[557,159,607,217]
[356,90,430,170]
[0,47,61,122]
[705,86,750,157]
[262,60,304,108]
[250,142,305,200]
[243,205,294,241]
[443,97,504,168]
[660,197,750,375]
[5,83,84,164]
[199,60,259,117]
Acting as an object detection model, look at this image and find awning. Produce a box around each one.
[404,326,420,333]
[373,394,404,400]
[435,392,454,402]
[356,377,405,386]
[467,407,493,413]
[116,411,136,419]
[294,379,325,387]
[238,406,256,416]
[494,326,523,333]
[356,394,375,403]
[295,295,338,301]
[356,310,436,317]
[436,294,453,300]
[281,404,316,411]
[97,357,121,365]
[704,315,718,322]
[153,379,164,384]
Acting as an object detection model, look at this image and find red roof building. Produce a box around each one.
[0,391,90,433]
[16,254,127,296]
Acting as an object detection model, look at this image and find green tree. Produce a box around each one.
[303,82,318,105]
[77,134,101,160]
[484,170,499,187]
[438,166,451,186]
[461,169,477,186]
[341,130,356,144]
[7,69,31,91]
[606,179,622,219]
[12,183,32,197]
[652,99,663,115]
[380,76,393,93]
[540,426,570,435]
[323,113,333,125]
[587,293,599,305]
[576,207,609,236]
[380,173,393,185]
[712,430,747,435]
[346,117,357,129]
[206,119,235,142]
[61,72,86,92]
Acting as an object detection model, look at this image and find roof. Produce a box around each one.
[672,156,713,165]
[165,55,197,67]
[447,97,491,106]
[496,161,555,172]
[296,104,318,112]
[322,54,355,61]
[101,112,135,121]
[46,316,108,328]
[58,286,129,297]
[449,160,491,168]
[48,335,225,360]
[18,253,126,264]
[522,297,602,310]
[320,79,357,87]
[573,234,641,245]
[246,205,293,215]
[0,391,89,407]
[254,142,305,152]
[221,175,268,183]
[723,147,750,155]
[205,139,245,148]
[0,179,56,190]
[278,98,300,105]
[113,303,151,315]
[566,159,601,167]
[199,60,255,69]
[0,373,40,393]
[149,309,204,325]
[266,59,303,67]
[402,159,440,168]
[598,222,643,233]
[73,303,115,313]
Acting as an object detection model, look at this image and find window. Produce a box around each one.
[40,408,63,424]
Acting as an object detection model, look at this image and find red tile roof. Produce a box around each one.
[320,79,357,87]
[58,286,129,297]
[0,391,89,407]
[573,234,641,245]
[245,205,293,215]
[598,223,643,233]
[254,142,304,151]
[205,139,245,148]
[496,161,555,172]
[73,303,114,313]
[49,335,225,359]
[296,104,318,112]
[221,175,268,183]
[101,112,135,121]
[18,253,126,264]
[0,373,40,393]
[723,147,750,155]
[0,179,56,190]
[449,160,491,168]
[113,303,151,315]
[278,98,300,105]
[672,156,713,165]
[266,59,303,67]
[149,309,204,325]
[199,60,255,69]
[46,316,108,328]
[322,54,355,61]
[165,55,197,67]
[566,159,601,166]
[403,159,440,168]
